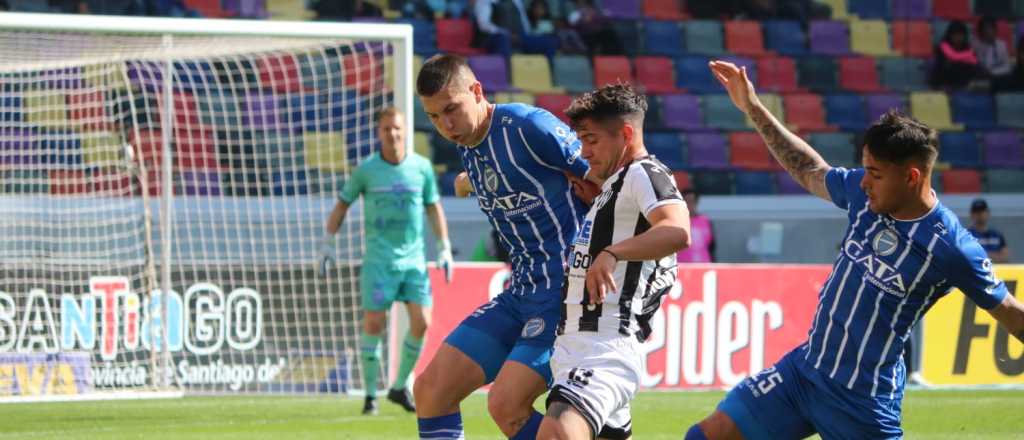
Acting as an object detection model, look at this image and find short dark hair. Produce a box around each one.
[416,54,469,97]
[565,83,647,130]
[863,110,938,169]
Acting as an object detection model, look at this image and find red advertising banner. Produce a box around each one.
[414,263,832,390]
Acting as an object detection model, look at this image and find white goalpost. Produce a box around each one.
[0,12,412,401]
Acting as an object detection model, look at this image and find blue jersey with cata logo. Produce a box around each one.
[798,167,1009,398]
[459,103,590,295]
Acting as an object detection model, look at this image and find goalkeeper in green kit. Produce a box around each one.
[318,107,454,415]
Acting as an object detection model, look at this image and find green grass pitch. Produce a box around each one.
[1,390,1020,439]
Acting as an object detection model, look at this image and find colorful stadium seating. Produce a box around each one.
[685,20,725,55]
[764,20,807,55]
[469,55,510,93]
[511,55,560,93]
[784,93,835,132]
[642,0,686,20]
[435,19,482,55]
[593,56,634,88]
[951,93,997,130]
[798,56,839,92]
[643,20,685,57]
[757,56,801,93]
[939,132,982,167]
[850,20,894,56]
[725,21,768,56]
[810,21,851,55]
[730,132,779,170]
[825,94,868,131]
[839,57,884,93]
[660,94,705,131]
[891,21,933,57]
[941,168,982,193]
[635,56,677,94]
[552,55,594,93]
[646,132,687,170]
[910,92,963,131]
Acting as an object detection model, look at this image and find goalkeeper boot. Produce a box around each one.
[362,396,379,415]
[386,388,416,412]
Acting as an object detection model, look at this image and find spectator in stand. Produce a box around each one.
[312,0,382,21]
[677,188,716,263]
[527,0,586,53]
[566,0,622,56]
[973,17,1013,79]
[995,36,1024,91]
[474,0,559,58]
[968,198,1010,263]
[930,20,981,90]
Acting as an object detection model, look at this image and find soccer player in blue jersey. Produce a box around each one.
[681,61,1024,440]
[412,54,596,440]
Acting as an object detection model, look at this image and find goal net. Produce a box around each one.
[0,12,412,400]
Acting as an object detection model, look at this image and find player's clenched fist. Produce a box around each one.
[566,171,601,205]
[454,171,473,197]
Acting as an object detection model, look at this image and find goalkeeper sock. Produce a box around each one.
[418,412,464,439]
[360,332,382,398]
[509,410,543,440]
[392,332,423,391]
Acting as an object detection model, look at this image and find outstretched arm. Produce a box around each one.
[325,200,350,235]
[425,203,450,245]
[709,61,833,201]
[988,294,1024,344]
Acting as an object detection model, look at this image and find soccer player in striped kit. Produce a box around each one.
[412,54,598,440]
[538,84,691,440]
[681,61,1024,440]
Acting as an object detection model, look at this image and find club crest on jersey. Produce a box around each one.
[482,164,499,193]
[522,317,546,338]
[872,229,900,257]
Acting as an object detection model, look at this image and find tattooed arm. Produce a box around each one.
[988,294,1024,344]
[709,61,833,201]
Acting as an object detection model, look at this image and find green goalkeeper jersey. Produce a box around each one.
[339,152,440,270]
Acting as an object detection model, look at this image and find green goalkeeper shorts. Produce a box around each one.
[360,264,432,311]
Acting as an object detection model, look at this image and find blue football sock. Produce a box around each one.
[685,424,709,440]
[510,410,544,440]
[418,412,464,439]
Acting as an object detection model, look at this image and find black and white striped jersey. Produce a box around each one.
[558,156,686,341]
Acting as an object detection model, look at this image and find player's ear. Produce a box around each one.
[621,121,634,145]
[471,81,483,102]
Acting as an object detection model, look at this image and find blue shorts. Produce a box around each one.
[444,289,560,385]
[718,348,903,440]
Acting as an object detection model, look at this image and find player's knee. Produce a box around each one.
[486,392,526,426]
[536,417,569,440]
[410,319,429,339]
[362,314,386,335]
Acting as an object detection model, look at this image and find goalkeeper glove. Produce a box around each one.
[436,238,453,283]
[317,235,336,276]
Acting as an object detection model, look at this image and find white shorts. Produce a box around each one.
[547,332,642,439]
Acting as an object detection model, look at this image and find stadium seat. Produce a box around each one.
[593,56,633,87]
[675,55,719,92]
[687,132,730,169]
[179,170,222,196]
[879,57,927,91]
[552,55,594,94]
[535,94,573,123]
[645,132,687,170]
[719,55,758,87]
[271,169,311,196]
[976,0,1014,16]
[24,91,67,127]
[673,171,692,191]
[825,94,867,131]
[940,168,982,193]
[684,20,725,55]
[809,20,850,55]
[184,0,227,17]
[933,0,972,19]
[635,56,676,94]
[775,171,806,194]
[435,19,483,55]
[910,92,963,131]
[850,0,890,18]
[810,132,858,168]
[891,21,934,57]
[982,131,1024,168]
[725,21,768,56]
[240,90,277,129]
[511,54,560,93]
[693,171,733,195]
[493,92,535,105]
[257,54,302,94]
[643,0,686,19]
[703,94,749,131]
[660,94,705,131]
[996,93,1024,128]
[985,169,1024,192]
[783,93,835,132]
[602,0,642,19]
[891,0,930,18]
[730,132,778,171]
[865,93,908,121]
[49,170,89,195]
[951,93,997,130]
[613,20,643,56]
[735,171,776,195]
[938,132,981,167]
[643,20,685,57]
[817,0,850,18]
[645,95,664,130]
[468,55,510,93]
[399,18,437,56]
[757,56,801,93]
[850,20,894,56]
[797,56,839,92]
[412,98,433,131]
[838,57,883,93]
[764,20,806,55]
[67,90,113,131]
[930,169,944,192]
